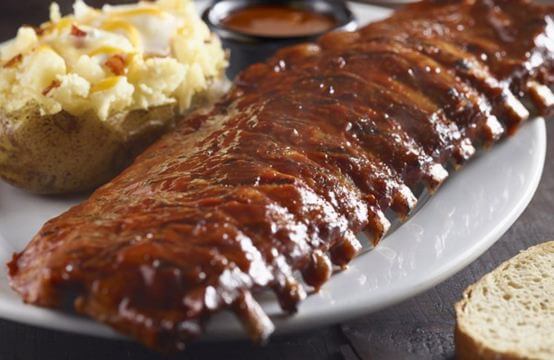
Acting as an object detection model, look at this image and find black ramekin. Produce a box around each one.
[203,0,357,79]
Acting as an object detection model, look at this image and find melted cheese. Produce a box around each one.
[101,19,143,49]
[0,0,227,120]
[90,76,122,93]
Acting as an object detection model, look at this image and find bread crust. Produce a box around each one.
[455,295,523,360]
[455,241,554,360]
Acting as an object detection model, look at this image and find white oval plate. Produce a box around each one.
[0,2,547,342]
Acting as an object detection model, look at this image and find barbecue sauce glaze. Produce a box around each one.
[8,0,554,353]
[221,5,338,37]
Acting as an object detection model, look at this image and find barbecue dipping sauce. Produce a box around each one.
[220,5,338,38]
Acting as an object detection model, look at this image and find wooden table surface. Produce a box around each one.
[1,1,553,359]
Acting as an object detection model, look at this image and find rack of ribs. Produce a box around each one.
[7,0,554,352]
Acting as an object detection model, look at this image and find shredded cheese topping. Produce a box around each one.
[0,0,227,120]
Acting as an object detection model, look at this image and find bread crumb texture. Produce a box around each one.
[455,241,554,360]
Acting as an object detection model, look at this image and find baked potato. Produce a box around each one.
[0,104,176,194]
[0,0,228,194]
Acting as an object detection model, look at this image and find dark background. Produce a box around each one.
[0,1,553,359]
[0,1,139,42]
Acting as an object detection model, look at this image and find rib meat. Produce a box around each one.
[7,0,554,352]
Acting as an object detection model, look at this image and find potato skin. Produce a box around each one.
[0,104,177,194]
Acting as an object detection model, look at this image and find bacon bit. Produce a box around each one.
[71,25,87,37]
[3,54,23,68]
[35,27,46,36]
[105,54,127,76]
[42,80,62,96]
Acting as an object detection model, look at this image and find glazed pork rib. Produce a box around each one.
[8,0,554,352]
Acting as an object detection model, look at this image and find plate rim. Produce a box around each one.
[209,117,548,340]
[0,118,546,342]
[0,0,547,343]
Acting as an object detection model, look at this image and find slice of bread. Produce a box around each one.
[455,241,554,360]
